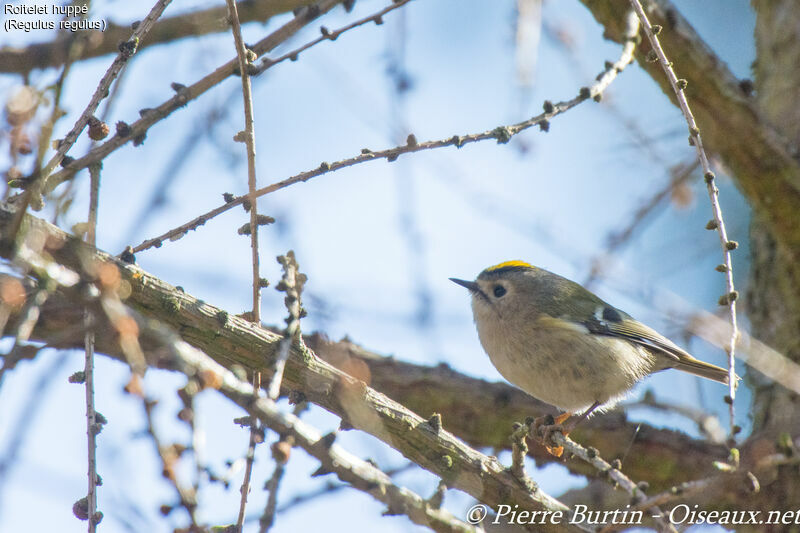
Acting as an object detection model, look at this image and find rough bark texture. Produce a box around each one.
[746,0,800,524]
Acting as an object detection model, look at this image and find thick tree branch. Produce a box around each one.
[0,201,584,533]
[5,202,793,525]
[0,201,730,493]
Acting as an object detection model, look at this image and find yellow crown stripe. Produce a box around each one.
[486,260,532,272]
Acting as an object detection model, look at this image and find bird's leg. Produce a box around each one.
[562,401,601,435]
[534,402,602,458]
[554,412,573,425]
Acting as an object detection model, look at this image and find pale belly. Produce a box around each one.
[476,322,660,412]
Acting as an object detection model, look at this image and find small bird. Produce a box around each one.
[451,260,734,456]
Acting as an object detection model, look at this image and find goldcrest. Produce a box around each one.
[451,261,734,430]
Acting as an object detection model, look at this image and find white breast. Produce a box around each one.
[474,311,657,412]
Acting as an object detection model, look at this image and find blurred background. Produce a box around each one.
[0,0,758,531]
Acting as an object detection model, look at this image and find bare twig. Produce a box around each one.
[259,454,287,533]
[628,0,739,446]
[509,423,533,487]
[83,160,103,532]
[133,12,640,254]
[253,0,413,75]
[259,402,306,533]
[83,311,100,531]
[142,397,201,528]
[20,0,174,214]
[267,252,306,401]
[236,374,262,532]
[541,428,677,533]
[226,0,262,323]
[0,287,49,389]
[40,0,342,195]
[0,0,322,73]
[625,452,799,519]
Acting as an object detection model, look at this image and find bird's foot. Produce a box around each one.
[530,413,572,458]
[541,424,565,458]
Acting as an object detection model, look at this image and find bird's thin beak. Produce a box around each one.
[449,278,479,293]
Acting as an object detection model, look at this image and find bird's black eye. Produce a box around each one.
[493,285,506,298]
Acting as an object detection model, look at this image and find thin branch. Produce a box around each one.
[132,12,640,254]
[624,452,798,519]
[0,287,49,389]
[142,396,201,528]
[226,0,262,323]
[83,311,100,532]
[509,422,535,490]
[20,0,174,214]
[39,0,343,196]
[628,0,739,446]
[542,428,677,533]
[83,160,102,532]
[253,0,414,75]
[270,463,415,516]
[267,251,306,401]
[236,374,262,532]
[259,449,287,533]
[259,402,306,533]
[0,0,323,73]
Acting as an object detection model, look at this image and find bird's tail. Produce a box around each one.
[674,357,738,385]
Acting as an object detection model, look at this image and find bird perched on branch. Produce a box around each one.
[451,260,735,456]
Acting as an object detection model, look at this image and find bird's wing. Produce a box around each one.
[581,304,686,363]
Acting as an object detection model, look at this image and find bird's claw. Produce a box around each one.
[530,415,567,458]
[531,414,554,436]
[541,424,565,457]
